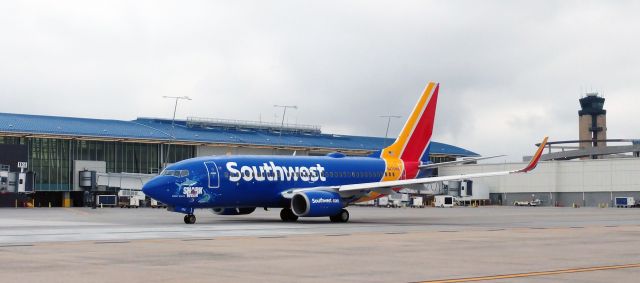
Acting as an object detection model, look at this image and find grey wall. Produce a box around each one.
[491,191,640,207]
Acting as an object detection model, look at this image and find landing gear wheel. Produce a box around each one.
[330,209,349,223]
[184,214,196,224]
[280,208,298,222]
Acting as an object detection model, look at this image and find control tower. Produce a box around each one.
[578,92,607,151]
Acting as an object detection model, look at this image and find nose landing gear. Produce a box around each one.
[184,214,196,224]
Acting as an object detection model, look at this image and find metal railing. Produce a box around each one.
[186,117,321,135]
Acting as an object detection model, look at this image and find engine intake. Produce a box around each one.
[291,191,343,217]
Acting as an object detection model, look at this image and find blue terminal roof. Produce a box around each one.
[0,113,479,157]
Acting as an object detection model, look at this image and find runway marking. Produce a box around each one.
[2,232,81,237]
[419,263,640,283]
[94,241,130,244]
[0,244,34,248]
[181,238,214,242]
[325,234,350,237]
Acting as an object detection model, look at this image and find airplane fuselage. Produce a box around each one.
[144,154,416,210]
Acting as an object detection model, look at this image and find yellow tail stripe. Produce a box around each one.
[382,82,436,159]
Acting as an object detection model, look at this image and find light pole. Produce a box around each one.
[379,114,401,148]
[162,96,191,165]
[273,105,297,137]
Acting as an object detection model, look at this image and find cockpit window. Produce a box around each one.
[161,170,189,177]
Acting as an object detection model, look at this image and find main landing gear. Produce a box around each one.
[184,214,196,224]
[279,208,350,223]
[329,209,350,223]
[280,208,299,222]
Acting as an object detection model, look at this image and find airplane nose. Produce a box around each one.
[142,177,165,200]
[141,180,155,198]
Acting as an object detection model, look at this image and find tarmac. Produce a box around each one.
[1,206,639,282]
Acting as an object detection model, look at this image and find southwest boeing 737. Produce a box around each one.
[142,82,548,224]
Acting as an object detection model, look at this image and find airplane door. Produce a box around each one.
[204,161,220,189]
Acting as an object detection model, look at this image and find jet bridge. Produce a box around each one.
[95,172,156,191]
[78,171,157,208]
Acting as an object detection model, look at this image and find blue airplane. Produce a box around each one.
[142,82,548,224]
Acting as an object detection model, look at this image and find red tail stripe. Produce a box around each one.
[400,84,439,162]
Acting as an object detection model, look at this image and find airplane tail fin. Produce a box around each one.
[381,82,439,163]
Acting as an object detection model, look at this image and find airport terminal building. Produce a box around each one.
[440,93,640,207]
[440,158,640,207]
[0,113,478,207]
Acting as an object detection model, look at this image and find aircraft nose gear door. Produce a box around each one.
[204,161,220,189]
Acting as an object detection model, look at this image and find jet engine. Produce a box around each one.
[291,191,343,217]
[212,207,256,215]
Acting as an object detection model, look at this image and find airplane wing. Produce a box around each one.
[418,155,506,169]
[281,137,548,199]
[339,137,547,194]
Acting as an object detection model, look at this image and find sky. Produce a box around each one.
[1,1,639,161]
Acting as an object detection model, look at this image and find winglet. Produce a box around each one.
[516,137,549,173]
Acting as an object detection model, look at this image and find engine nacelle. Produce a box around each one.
[291,191,343,217]
[212,207,256,215]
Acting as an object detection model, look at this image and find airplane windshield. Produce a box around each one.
[161,170,189,177]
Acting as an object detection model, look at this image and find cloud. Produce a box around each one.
[0,1,638,160]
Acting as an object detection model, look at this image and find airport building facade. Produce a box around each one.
[440,158,640,207]
[0,113,478,207]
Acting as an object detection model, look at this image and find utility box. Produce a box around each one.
[412,197,424,208]
[435,195,455,208]
[0,168,8,193]
[16,172,26,193]
[615,197,635,208]
[96,195,117,207]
